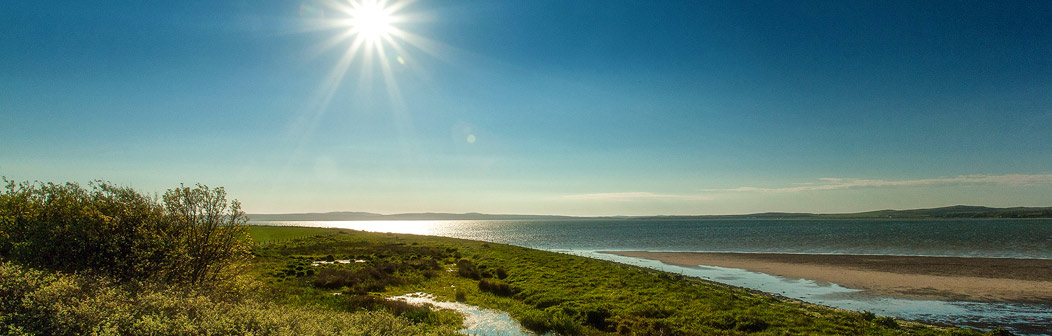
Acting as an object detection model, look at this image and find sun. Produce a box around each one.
[347,1,392,41]
[291,0,455,172]
[296,0,450,122]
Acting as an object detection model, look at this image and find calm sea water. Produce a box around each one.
[251,219,1052,334]
[251,218,1052,259]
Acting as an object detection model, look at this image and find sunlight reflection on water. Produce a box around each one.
[269,220,444,236]
[255,219,1052,259]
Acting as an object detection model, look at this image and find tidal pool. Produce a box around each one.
[388,292,544,336]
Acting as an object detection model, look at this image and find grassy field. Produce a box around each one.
[247,225,349,245]
[246,225,987,335]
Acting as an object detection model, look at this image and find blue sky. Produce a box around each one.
[2,0,1051,215]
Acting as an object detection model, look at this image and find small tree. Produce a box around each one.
[163,184,249,285]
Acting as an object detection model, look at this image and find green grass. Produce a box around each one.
[247,225,987,335]
[247,225,348,245]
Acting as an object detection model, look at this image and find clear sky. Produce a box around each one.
[2,0,1051,216]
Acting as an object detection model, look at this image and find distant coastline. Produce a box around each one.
[248,205,1052,221]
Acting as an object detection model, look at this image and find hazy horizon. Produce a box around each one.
[245,204,1051,219]
[3,1,1051,216]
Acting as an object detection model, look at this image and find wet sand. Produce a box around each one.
[602,251,1052,304]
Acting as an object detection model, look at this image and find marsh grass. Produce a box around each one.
[248,226,989,335]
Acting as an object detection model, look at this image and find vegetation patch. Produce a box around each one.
[0,180,247,285]
[478,278,518,296]
[247,226,991,336]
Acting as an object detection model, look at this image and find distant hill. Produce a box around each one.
[248,205,1052,221]
[644,205,1052,220]
[835,205,1052,219]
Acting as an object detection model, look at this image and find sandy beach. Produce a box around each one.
[603,251,1052,304]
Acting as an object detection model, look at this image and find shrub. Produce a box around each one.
[311,266,401,294]
[340,294,440,323]
[381,299,436,323]
[478,278,517,297]
[0,179,250,285]
[454,288,467,302]
[456,259,481,280]
[735,316,770,332]
[874,316,899,329]
[0,180,171,282]
[583,306,613,331]
[313,268,360,289]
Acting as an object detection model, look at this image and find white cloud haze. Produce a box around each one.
[561,192,713,202]
[557,174,1051,207]
[711,174,1052,193]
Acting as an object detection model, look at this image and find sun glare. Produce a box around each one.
[294,0,453,143]
[348,1,392,41]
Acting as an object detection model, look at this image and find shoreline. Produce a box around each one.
[601,251,1052,304]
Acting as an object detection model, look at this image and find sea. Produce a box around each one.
[250,219,1052,335]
